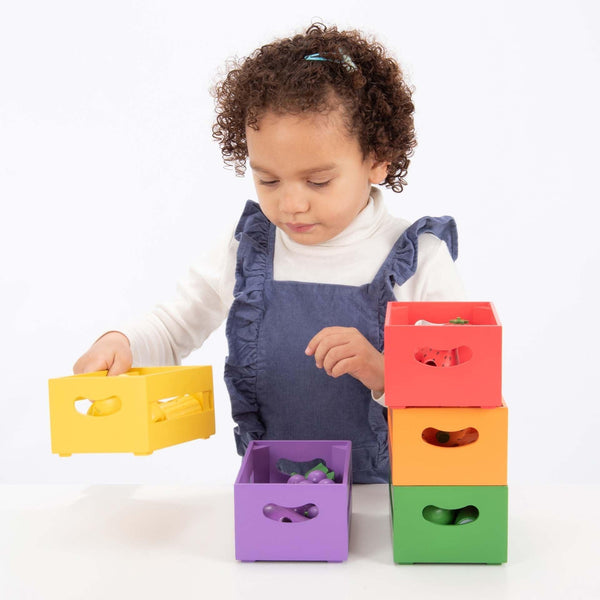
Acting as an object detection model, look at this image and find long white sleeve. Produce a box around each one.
[121,222,237,366]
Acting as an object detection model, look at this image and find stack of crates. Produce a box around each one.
[384,302,508,564]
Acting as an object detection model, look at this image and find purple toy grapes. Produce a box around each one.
[287,473,306,484]
[306,469,327,483]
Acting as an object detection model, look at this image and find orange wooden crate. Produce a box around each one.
[384,302,502,408]
[388,402,508,486]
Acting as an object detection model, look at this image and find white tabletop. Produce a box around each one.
[1,484,598,600]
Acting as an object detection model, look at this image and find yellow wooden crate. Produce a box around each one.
[48,366,215,456]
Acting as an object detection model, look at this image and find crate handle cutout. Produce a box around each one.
[263,503,319,523]
[422,505,479,526]
[152,393,206,422]
[421,427,479,447]
[415,345,472,367]
[75,396,122,417]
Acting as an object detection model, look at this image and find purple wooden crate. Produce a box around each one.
[234,440,352,562]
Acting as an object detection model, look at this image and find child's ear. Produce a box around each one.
[368,158,391,185]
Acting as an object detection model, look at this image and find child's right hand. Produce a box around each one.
[73,331,133,376]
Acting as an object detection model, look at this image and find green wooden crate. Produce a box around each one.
[390,485,508,564]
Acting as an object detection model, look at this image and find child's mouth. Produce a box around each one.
[286,223,316,234]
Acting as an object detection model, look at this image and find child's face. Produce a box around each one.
[246,107,389,245]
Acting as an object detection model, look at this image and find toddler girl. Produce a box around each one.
[74,23,466,483]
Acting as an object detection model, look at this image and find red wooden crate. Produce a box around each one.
[384,302,502,408]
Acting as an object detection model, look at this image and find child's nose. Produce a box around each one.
[279,185,310,215]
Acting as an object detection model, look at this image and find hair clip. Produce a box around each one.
[304,49,358,73]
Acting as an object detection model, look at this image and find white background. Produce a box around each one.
[1,0,598,486]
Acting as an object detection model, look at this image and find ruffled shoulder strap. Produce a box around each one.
[374,215,458,291]
[233,200,270,242]
[232,200,274,294]
[369,216,458,351]
[225,200,274,454]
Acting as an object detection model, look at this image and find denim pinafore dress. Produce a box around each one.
[224,201,458,483]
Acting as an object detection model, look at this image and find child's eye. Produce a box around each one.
[259,180,279,186]
[309,180,331,188]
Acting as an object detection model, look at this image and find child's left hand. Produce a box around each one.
[305,327,384,395]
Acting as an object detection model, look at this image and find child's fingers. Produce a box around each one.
[73,353,109,374]
[73,349,131,376]
[311,332,352,369]
[107,352,132,376]
[305,326,355,358]
[321,343,357,375]
[73,331,132,376]
[306,326,384,391]
[328,356,358,379]
[305,326,339,355]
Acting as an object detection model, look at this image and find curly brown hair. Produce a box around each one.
[211,22,416,193]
